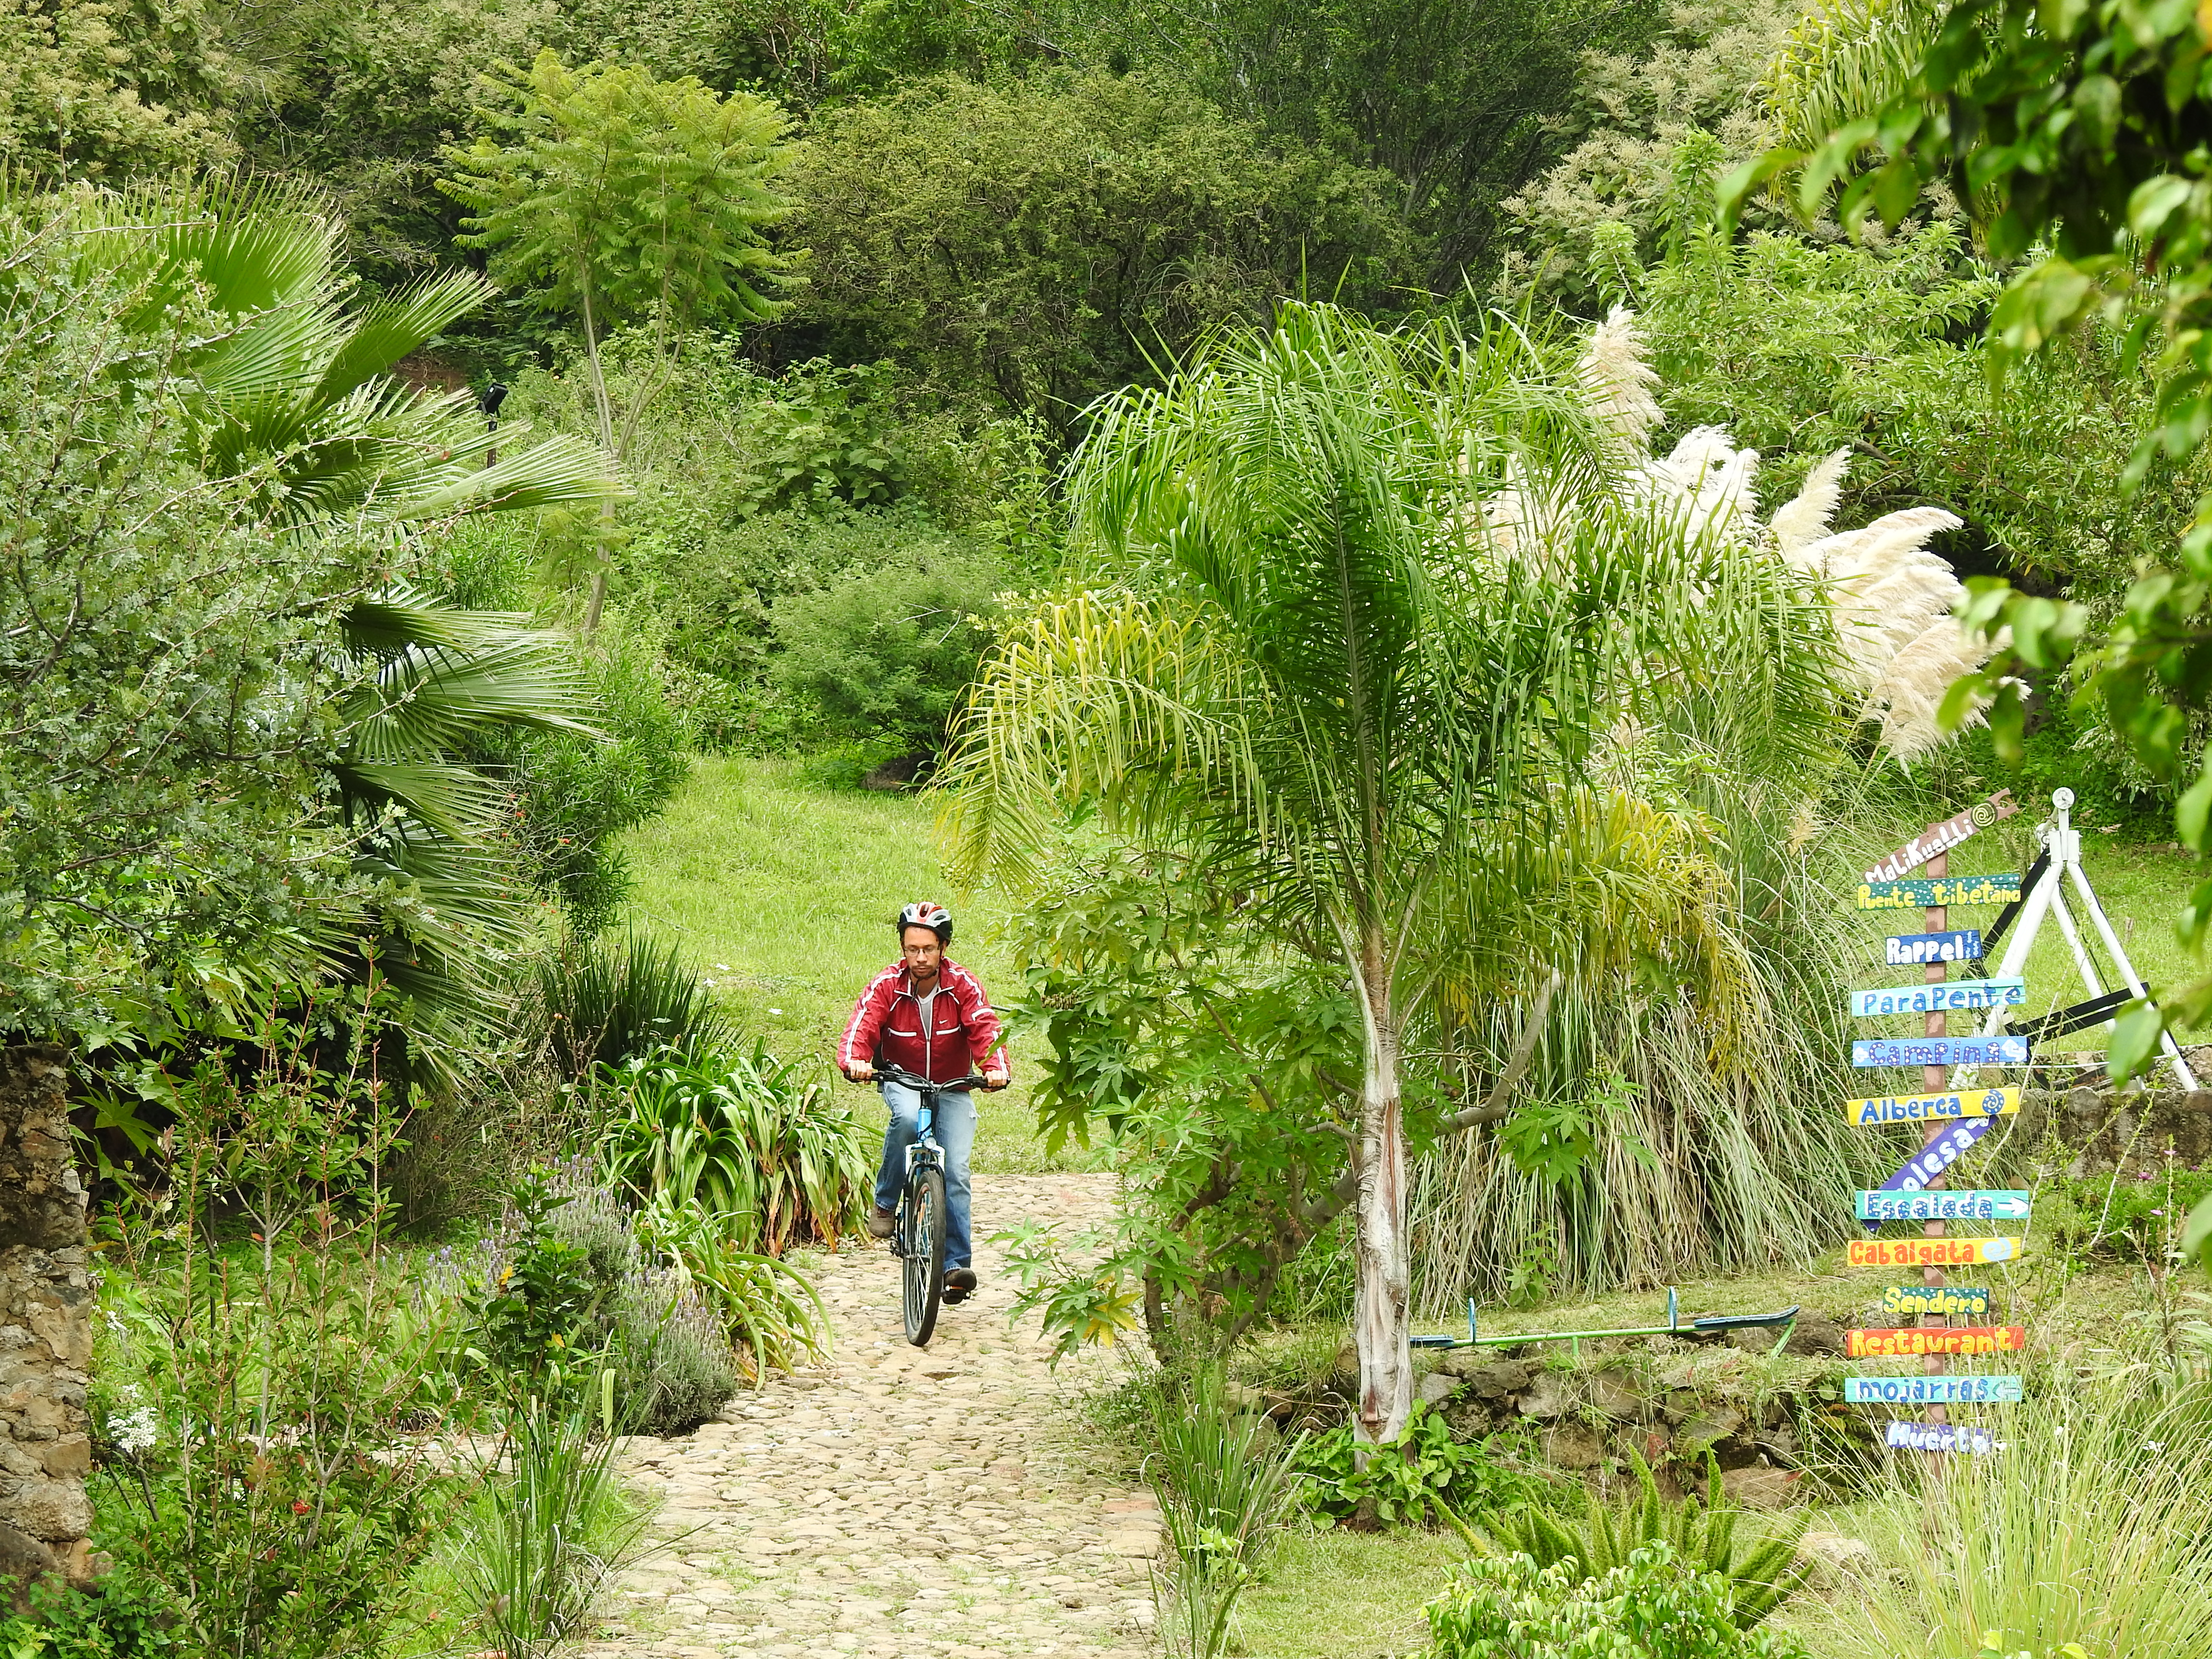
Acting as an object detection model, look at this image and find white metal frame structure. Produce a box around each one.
[1973,788,2199,1091]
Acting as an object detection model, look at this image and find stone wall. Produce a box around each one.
[2014,1054,2212,1176]
[0,1045,92,1588]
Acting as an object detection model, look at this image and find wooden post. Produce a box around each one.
[1920,851,1950,1432]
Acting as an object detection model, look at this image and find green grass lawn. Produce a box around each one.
[615,755,1080,1173]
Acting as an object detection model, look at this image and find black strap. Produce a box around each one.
[1972,850,2049,975]
[2013,988,2132,1044]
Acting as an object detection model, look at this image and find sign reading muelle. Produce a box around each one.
[1851,1035,2029,1069]
[1856,875,2024,910]
[1863,791,2018,883]
[1846,1325,2026,1357]
[1844,1375,2024,1404]
[1844,1086,2020,1126]
[1856,1189,2031,1221]
[1851,978,2026,1017]
[1847,1237,2023,1267]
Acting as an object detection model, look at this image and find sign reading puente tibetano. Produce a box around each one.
[1856,874,2025,910]
[1863,790,2017,883]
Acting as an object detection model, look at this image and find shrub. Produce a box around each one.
[2030,1165,2212,1265]
[768,542,1003,764]
[1423,1543,1812,1659]
[1293,1402,1536,1528]
[598,1043,873,1253]
[533,932,739,1078]
[0,1566,178,1659]
[1471,1453,1807,1631]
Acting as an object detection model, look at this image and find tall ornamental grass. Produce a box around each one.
[1795,1366,2212,1658]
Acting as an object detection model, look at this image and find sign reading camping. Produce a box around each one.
[1845,1325,2026,1357]
[1850,978,2026,1017]
[1855,1189,2031,1222]
[1843,1374,2024,1404]
[1851,1035,2029,1069]
[1882,930,1984,966]
[1844,1086,2020,1127]
[1847,1236,2023,1267]
[1856,875,2025,910]
[1863,790,2018,883]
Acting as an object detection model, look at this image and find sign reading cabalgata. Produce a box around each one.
[1845,1325,2026,1357]
[1851,977,2025,1016]
[1856,874,2025,910]
[1844,1375,2023,1404]
[1852,1035,2029,1068]
[1863,790,2018,883]
[1847,1236,2023,1266]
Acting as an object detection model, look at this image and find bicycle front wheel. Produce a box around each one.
[902,1165,947,1346]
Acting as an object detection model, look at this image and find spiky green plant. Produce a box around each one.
[1471,1452,1809,1631]
[535,932,740,1078]
[598,1041,872,1254]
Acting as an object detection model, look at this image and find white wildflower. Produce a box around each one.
[112,1406,158,1456]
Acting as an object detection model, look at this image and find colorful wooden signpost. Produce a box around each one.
[1885,1420,1997,1453]
[1850,978,2025,1016]
[1845,1325,2026,1357]
[1844,1086,2019,1126]
[1856,875,2025,910]
[1877,1284,1990,1319]
[1851,1035,2029,1068]
[1882,929,1984,965]
[1856,1189,2031,1222]
[1844,1375,2024,1404]
[1847,1236,2022,1267]
[1863,790,2018,883]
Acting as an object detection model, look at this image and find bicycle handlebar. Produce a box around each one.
[858,1063,999,1093]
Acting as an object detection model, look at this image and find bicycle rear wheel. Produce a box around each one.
[902,1165,947,1346]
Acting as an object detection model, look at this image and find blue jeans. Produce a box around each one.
[875,1079,976,1271]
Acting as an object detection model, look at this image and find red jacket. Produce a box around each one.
[839,959,1008,1085]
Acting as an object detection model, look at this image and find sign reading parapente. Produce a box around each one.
[1844,1374,2023,1404]
[1863,791,2018,883]
[1878,1284,1991,1319]
[1852,1036,2029,1069]
[1883,930,1984,965]
[1845,1086,2020,1127]
[1886,1420,1998,1454]
[1848,1236,2022,1267]
[1874,1116,1996,1196]
[1856,875,2025,910]
[1851,978,2026,1017]
[1856,1189,2031,1222]
[1846,1325,2026,1358]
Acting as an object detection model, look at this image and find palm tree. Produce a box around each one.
[939,303,1841,1444]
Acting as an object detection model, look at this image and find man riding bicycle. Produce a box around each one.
[838,902,1009,1304]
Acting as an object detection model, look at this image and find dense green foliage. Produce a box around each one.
[1423,1544,1812,1659]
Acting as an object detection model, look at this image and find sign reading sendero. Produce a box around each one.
[1856,875,2024,910]
[1850,978,2026,1017]
[1851,1035,2029,1069]
[1844,1375,2023,1404]
[1877,1284,1991,1319]
[1883,929,1984,965]
[1847,1237,2023,1267]
[1845,1325,2025,1357]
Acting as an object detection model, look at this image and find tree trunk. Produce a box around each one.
[1349,947,1412,1452]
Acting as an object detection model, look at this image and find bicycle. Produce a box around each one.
[864,1064,990,1346]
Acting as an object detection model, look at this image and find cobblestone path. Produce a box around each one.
[577,1173,1159,1659]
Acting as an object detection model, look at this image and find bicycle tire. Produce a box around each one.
[902,1165,948,1346]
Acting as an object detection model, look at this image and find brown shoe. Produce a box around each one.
[942,1268,977,1304]
[867,1206,896,1239]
